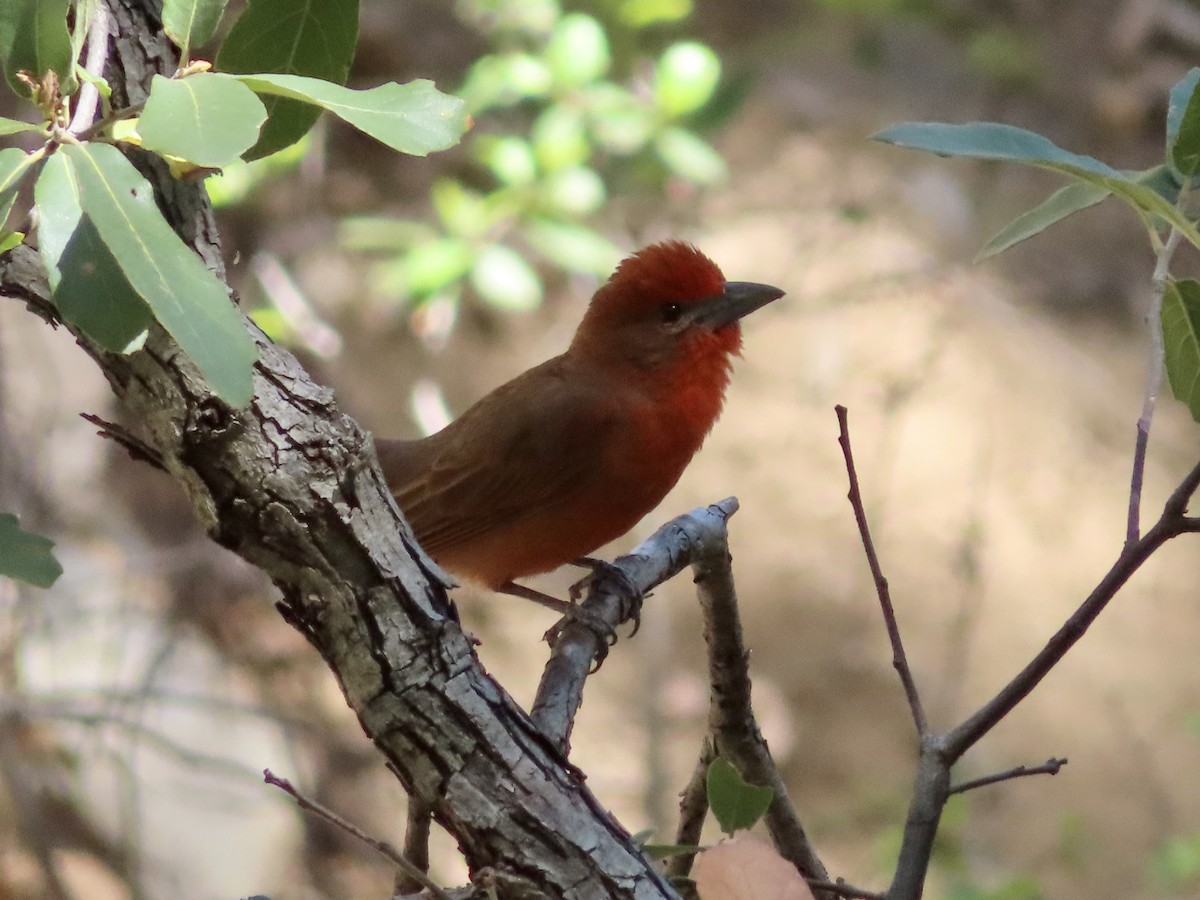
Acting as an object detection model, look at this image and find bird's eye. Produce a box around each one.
[661,303,683,324]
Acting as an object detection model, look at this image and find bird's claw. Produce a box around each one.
[543,605,618,672]
[569,558,644,636]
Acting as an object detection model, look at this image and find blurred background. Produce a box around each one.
[3,0,1200,897]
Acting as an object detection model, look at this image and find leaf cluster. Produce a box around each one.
[873,67,1200,424]
[0,0,468,586]
[342,0,726,314]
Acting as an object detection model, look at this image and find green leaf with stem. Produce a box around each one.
[162,0,229,61]
[216,0,358,159]
[59,143,256,404]
[1162,279,1200,421]
[874,121,1200,251]
[977,181,1111,260]
[0,116,42,135]
[35,150,153,351]
[0,513,62,587]
[1168,69,1200,179]
[234,74,466,157]
[706,757,774,835]
[139,73,267,167]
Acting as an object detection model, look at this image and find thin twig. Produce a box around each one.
[945,455,1200,761]
[264,769,450,900]
[805,878,886,900]
[1128,225,1182,546]
[667,737,716,879]
[949,757,1067,795]
[68,4,112,135]
[836,405,927,736]
[691,514,831,892]
[396,796,434,895]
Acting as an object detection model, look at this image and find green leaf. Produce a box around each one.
[35,151,153,351]
[654,42,721,118]
[470,244,542,311]
[977,181,1111,260]
[539,165,605,215]
[234,74,466,157]
[0,146,43,240]
[0,116,41,135]
[60,143,256,404]
[1167,70,1200,159]
[543,14,610,88]
[139,73,267,168]
[524,218,621,276]
[475,135,537,187]
[706,757,774,835]
[532,104,589,171]
[0,513,62,587]
[874,121,1200,250]
[655,127,727,185]
[1169,69,1200,179]
[458,53,551,114]
[162,0,229,59]
[216,0,358,159]
[0,0,76,98]
[1162,279,1200,422]
[398,238,473,296]
[619,0,693,27]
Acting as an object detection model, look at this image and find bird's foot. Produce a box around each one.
[499,581,618,665]
[569,557,644,637]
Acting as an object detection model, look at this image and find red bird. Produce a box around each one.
[376,241,782,604]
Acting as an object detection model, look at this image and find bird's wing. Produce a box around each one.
[382,360,620,558]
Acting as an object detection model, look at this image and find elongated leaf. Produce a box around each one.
[706,757,774,835]
[61,143,256,404]
[1167,70,1200,159]
[235,74,466,156]
[216,0,358,159]
[140,73,267,167]
[162,0,228,59]
[0,116,40,135]
[875,121,1200,251]
[977,181,1111,260]
[1162,279,1200,421]
[0,0,75,97]
[0,513,62,587]
[0,146,43,236]
[1168,69,1200,178]
[35,151,153,350]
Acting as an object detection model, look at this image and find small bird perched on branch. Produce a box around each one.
[377,240,783,612]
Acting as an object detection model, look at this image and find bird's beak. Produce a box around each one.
[685,281,785,329]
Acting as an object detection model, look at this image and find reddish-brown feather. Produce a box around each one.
[376,241,777,589]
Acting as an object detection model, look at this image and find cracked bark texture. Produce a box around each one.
[0,2,679,897]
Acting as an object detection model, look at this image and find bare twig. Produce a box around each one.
[945,455,1200,761]
[396,797,434,895]
[949,757,1067,795]
[836,405,927,737]
[1128,225,1182,546]
[68,4,112,135]
[691,512,831,892]
[530,498,740,752]
[666,737,716,879]
[264,769,450,900]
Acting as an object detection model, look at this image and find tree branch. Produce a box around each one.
[836,405,927,737]
[530,498,739,752]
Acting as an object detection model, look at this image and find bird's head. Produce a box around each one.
[570,241,784,378]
